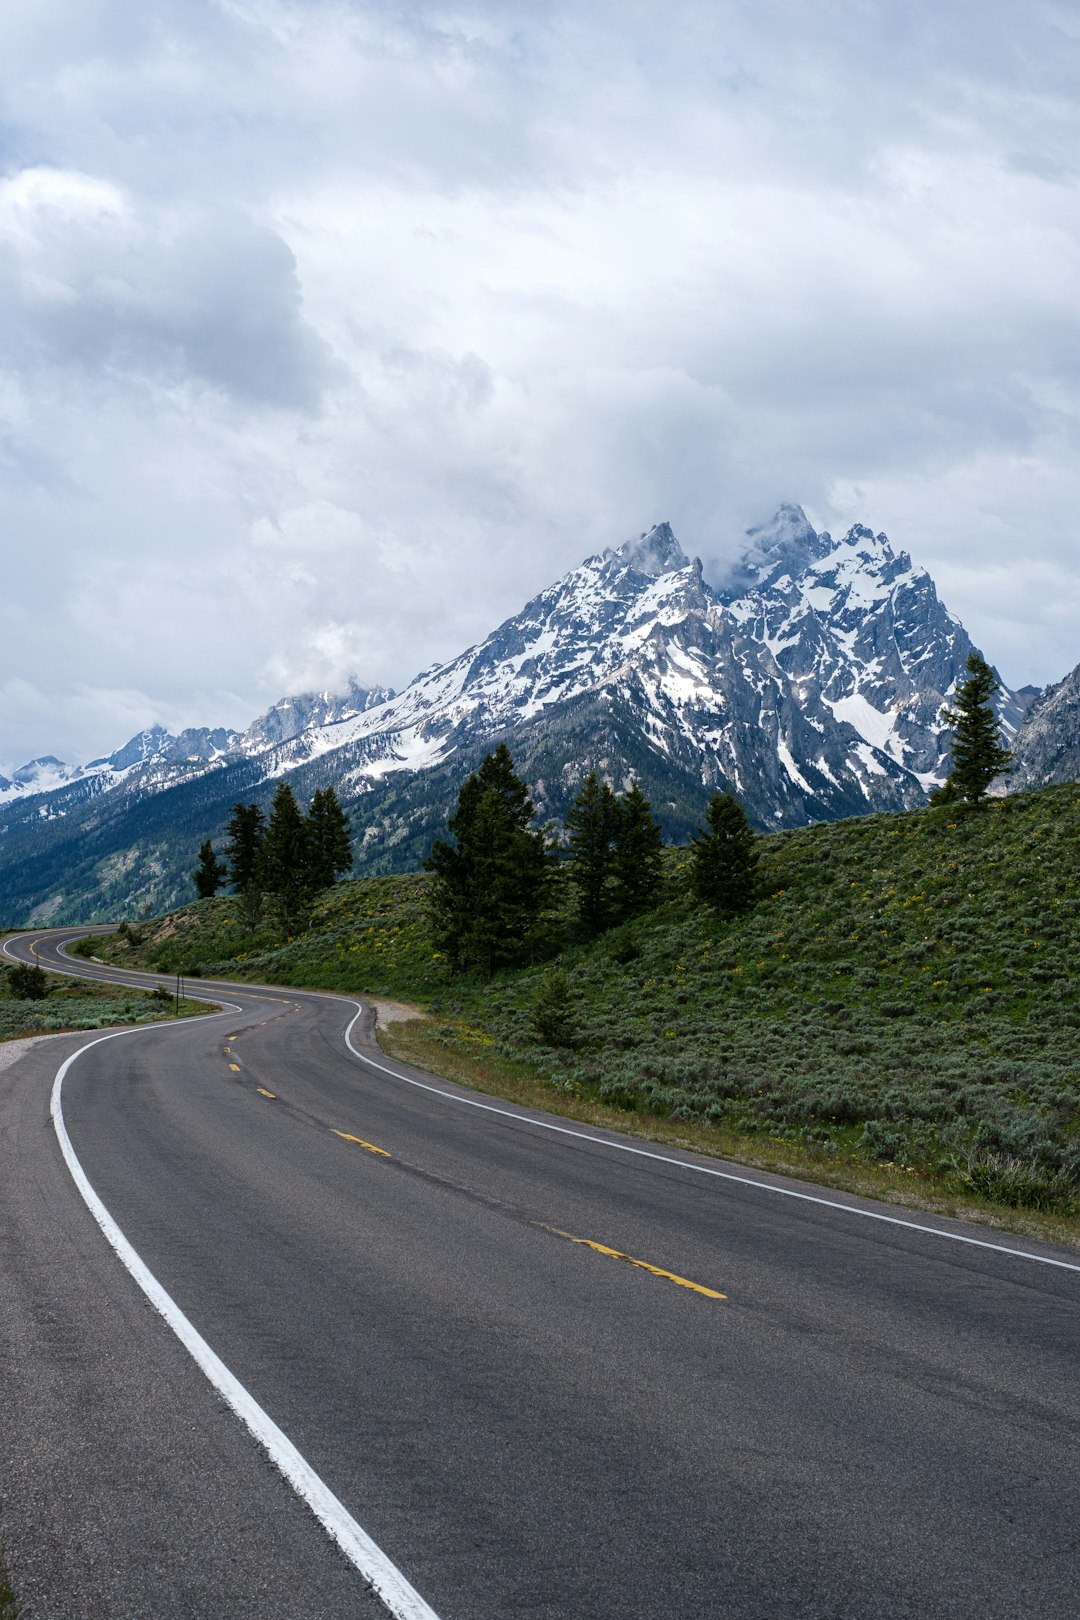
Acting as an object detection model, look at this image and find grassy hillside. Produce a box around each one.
[83,783,1080,1231]
[0,963,207,1041]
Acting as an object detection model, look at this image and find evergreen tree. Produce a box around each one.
[307,786,352,889]
[689,791,759,915]
[941,652,1013,805]
[259,781,313,932]
[8,962,49,1000]
[193,839,227,899]
[225,802,266,892]
[426,744,550,973]
[611,781,663,921]
[566,772,618,935]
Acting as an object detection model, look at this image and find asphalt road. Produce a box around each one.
[1,927,1078,1619]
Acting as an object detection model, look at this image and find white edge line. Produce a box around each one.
[11,941,442,1620]
[342,1009,1080,1277]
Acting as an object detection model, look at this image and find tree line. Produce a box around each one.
[190,651,1008,961]
[425,742,761,974]
[193,782,352,930]
[425,654,1011,974]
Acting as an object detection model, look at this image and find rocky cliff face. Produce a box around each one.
[1011,664,1080,789]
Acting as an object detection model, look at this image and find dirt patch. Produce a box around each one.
[0,1033,66,1064]
[368,997,423,1030]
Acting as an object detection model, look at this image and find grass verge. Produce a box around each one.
[0,965,209,1043]
[0,1545,19,1620]
[381,1017,1080,1252]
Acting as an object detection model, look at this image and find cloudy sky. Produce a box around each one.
[1,0,1079,770]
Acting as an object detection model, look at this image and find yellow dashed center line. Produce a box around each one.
[333,1130,391,1158]
[229,1063,241,1072]
[539,1224,726,1300]
[257,1088,276,1100]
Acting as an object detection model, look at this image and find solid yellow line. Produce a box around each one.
[333,1130,391,1158]
[229,1063,241,1072]
[540,1225,726,1299]
[257,1088,276,1099]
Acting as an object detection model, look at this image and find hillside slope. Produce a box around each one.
[88,784,1080,1223]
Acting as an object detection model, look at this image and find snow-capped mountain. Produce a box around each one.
[236,505,1016,827]
[0,505,1032,923]
[238,680,394,755]
[0,685,394,809]
[0,725,240,808]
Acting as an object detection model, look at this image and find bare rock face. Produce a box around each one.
[1011,666,1080,788]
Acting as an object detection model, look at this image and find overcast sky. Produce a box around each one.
[1,0,1079,770]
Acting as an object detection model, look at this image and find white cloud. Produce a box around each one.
[0,0,1078,766]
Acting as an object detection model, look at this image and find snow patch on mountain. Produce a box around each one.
[0,511,1027,836]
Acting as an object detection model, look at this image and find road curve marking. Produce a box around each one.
[539,1224,725,1299]
[333,1129,391,1158]
[341,1010,1080,1277]
[48,1024,440,1620]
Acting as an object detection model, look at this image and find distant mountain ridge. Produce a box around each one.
[0,506,1039,924]
[0,686,392,808]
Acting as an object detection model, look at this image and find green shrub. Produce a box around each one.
[7,963,49,1000]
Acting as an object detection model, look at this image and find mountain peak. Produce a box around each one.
[717,504,828,597]
[614,522,690,577]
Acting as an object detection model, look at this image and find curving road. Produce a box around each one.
[1,926,1078,1619]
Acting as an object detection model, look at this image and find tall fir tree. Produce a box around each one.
[566,771,618,935]
[940,652,1013,805]
[689,791,759,915]
[225,802,266,892]
[611,781,663,921]
[307,786,352,889]
[426,744,549,973]
[259,781,313,932]
[193,839,227,899]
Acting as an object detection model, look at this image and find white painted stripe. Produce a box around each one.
[48,1020,441,1620]
[342,1009,1080,1277]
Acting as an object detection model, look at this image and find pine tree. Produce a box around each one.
[689,791,759,915]
[611,781,663,921]
[259,781,313,932]
[941,652,1013,805]
[566,772,618,935]
[307,786,352,890]
[426,745,550,973]
[225,802,266,892]
[193,839,227,899]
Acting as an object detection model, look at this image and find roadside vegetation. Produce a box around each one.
[0,1543,17,1620]
[79,776,1080,1239]
[0,958,206,1042]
